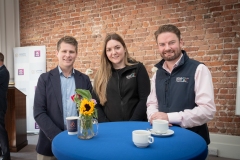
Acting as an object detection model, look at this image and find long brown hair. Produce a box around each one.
[93,33,137,105]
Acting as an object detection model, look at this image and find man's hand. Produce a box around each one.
[150,112,172,126]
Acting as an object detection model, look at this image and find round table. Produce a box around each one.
[52,121,208,160]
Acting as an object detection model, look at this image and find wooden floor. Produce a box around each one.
[0,133,237,160]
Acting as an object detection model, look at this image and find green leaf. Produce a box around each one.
[75,89,92,100]
[93,108,98,119]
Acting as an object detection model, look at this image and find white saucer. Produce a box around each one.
[149,129,174,137]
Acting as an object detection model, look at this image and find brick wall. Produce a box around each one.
[19,0,240,135]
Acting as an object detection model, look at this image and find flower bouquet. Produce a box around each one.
[71,89,98,139]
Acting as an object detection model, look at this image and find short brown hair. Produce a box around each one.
[57,36,78,53]
[0,52,4,62]
[154,24,181,41]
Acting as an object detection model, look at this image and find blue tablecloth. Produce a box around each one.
[52,121,208,160]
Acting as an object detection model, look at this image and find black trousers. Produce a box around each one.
[0,110,10,158]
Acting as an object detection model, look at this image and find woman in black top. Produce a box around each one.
[93,33,150,122]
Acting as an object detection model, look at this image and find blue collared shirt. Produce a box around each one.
[58,66,77,127]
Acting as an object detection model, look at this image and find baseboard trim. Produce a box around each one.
[209,133,240,159]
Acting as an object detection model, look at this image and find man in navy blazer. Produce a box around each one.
[0,52,11,160]
[34,36,92,160]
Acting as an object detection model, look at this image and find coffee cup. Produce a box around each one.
[132,130,154,148]
[152,119,169,134]
[66,116,79,135]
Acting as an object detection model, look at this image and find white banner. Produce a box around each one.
[14,46,46,133]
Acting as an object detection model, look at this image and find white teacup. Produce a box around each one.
[66,116,79,135]
[132,130,154,148]
[152,119,169,134]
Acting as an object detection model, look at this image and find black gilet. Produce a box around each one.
[155,51,210,145]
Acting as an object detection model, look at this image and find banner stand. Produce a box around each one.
[14,46,46,133]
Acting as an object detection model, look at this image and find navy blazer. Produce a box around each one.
[33,67,92,156]
[0,65,10,113]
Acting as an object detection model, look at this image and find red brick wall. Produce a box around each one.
[19,0,240,135]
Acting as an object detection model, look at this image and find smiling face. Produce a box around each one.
[56,42,77,70]
[106,39,126,69]
[157,32,183,63]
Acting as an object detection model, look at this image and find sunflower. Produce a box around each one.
[79,98,95,116]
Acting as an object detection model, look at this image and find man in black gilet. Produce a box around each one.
[147,24,216,145]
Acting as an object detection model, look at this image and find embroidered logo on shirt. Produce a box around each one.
[126,73,136,79]
[176,77,189,83]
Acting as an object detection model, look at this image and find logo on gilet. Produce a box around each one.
[176,77,189,83]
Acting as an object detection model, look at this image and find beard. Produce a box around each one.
[161,49,182,61]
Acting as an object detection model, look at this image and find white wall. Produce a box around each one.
[0,0,20,83]
[236,47,240,115]
[209,133,240,159]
